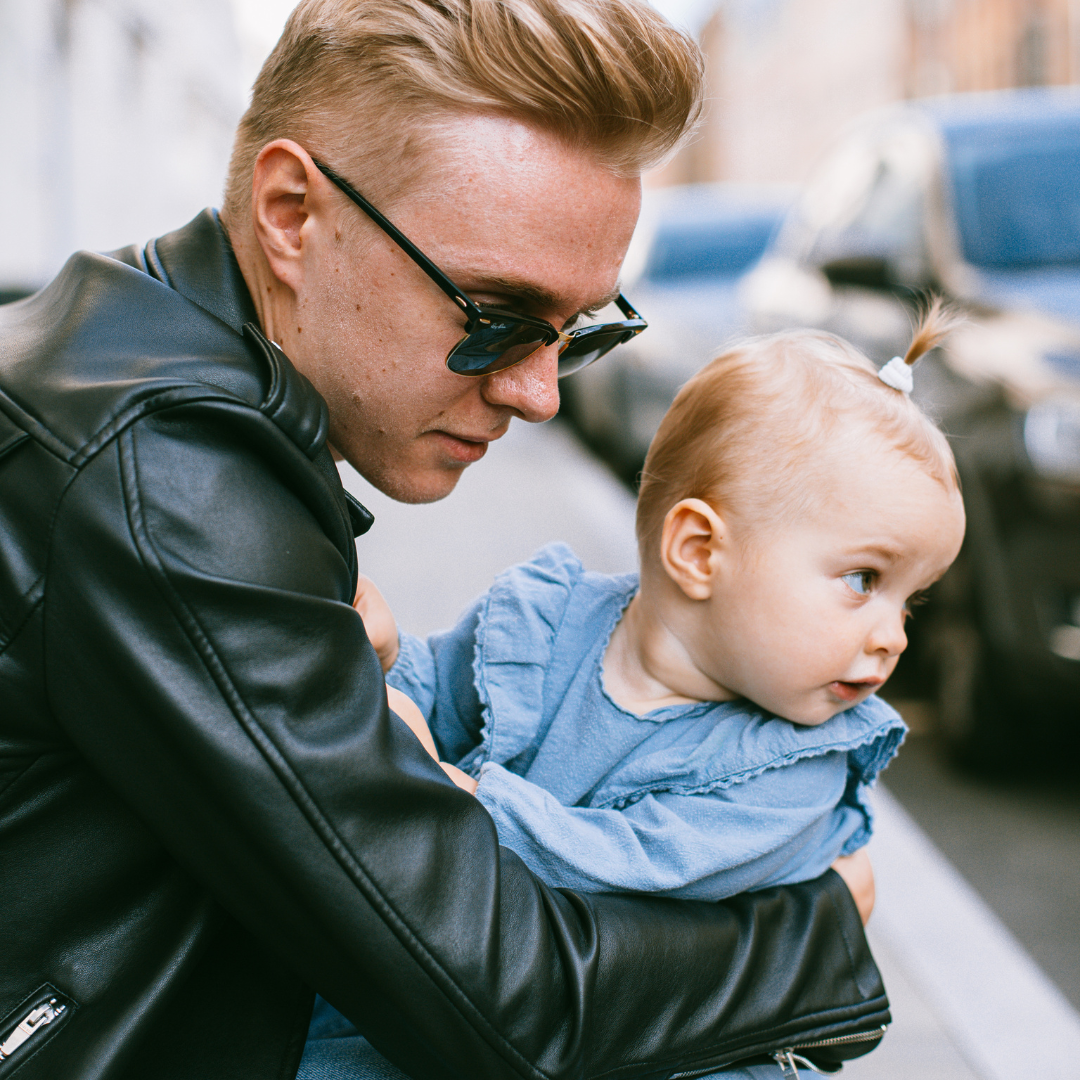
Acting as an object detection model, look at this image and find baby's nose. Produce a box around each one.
[869,607,908,657]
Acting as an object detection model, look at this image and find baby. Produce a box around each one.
[356,305,965,912]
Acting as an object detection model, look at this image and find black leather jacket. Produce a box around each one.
[0,212,890,1080]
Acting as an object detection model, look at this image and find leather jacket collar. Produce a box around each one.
[114,209,259,335]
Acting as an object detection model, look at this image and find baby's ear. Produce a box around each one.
[659,499,724,600]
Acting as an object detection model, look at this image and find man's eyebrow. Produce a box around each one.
[469,274,621,318]
[576,285,623,319]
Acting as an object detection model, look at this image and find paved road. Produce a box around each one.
[340,415,1080,1079]
[884,734,1080,1011]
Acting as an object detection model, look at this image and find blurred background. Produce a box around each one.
[2,1,1079,1076]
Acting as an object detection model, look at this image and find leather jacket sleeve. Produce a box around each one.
[42,397,888,1080]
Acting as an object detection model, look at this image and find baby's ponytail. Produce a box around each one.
[903,296,964,366]
[878,296,963,393]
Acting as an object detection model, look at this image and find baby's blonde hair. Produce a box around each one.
[223,0,704,221]
[636,302,961,565]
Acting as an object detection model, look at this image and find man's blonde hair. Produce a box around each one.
[636,306,962,566]
[223,0,704,220]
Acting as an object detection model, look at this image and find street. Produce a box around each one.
[884,735,1080,1010]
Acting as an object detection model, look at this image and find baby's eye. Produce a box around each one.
[842,571,875,596]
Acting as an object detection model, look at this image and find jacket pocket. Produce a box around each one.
[0,984,76,1072]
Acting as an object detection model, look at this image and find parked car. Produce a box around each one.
[741,87,1080,765]
[561,183,790,481]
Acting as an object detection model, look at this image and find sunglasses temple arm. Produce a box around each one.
[615,294,644,322]
[312,159,484,327]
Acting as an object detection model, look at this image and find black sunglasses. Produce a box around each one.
[312,158,647,378]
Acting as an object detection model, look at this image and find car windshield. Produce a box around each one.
[643,210,780,283]
[945,113,1080,269]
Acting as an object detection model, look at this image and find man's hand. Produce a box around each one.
[354,574,399,671]
[385,687,477,794]
[830,849,875,925]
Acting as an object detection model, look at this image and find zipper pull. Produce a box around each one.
[774,1050,800,1079]
[772,1049,844,1078]
[0,999,66,1060]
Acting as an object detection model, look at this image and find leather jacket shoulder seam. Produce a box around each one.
[0,392,76,460]
[144,237,173,288]
[0,381,258,468]
[114,427,548,1080]
[0,586,44,659]
[70,385,265,468]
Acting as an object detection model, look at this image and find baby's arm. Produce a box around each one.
[473,753,865,902]
[385,686,477,793]
[830,848,874,924]
[353,578,477,792]
[380,600,489,765]
[353,574,399,672]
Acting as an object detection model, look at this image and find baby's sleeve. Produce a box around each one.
[473,751,862,900]
[386,599,486,764]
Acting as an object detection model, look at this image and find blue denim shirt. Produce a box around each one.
[388,543,906,900]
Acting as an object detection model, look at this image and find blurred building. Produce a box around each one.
[0,0,245,297]
[908,0,1080,94]
[662,0,1080,186]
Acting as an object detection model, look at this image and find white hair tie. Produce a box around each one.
[878,356,913,394]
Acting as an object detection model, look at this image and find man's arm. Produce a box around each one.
[45,401,888,1080]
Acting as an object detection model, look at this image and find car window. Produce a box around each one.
[945,117,1080,268]
[643,211,781,283]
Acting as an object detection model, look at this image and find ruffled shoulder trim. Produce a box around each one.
[588,694,907,810]
[475,542,584,665]
[464,544,635,771]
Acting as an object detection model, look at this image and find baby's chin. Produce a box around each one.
[782,710,837,727]
[744,699,833,726]
[758,689,872,727]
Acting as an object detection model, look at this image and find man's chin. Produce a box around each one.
[362,461,469,505]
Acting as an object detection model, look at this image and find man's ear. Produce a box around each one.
[250,140,324,292]
[659,498,726,600]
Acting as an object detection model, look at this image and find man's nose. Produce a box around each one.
[480,343,561,423]
[868,605,908,658]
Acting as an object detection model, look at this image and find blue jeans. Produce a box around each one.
[298,998,410,1080]
[298,997,778,1079]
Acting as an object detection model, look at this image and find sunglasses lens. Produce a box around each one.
[447,320,553,376]
[557,329,636,377]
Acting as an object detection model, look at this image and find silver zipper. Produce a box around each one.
[772,1025,888,1078]
[670,1024,888,1080]
[0,999,66,1061]
[793,1026,888,1050]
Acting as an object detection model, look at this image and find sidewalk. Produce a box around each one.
[340,417,1080,1080]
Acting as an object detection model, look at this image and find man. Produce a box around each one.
[0,0,886,1077]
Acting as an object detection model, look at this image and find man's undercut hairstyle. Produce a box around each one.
[636,311,961,568]
[223,0,704,220]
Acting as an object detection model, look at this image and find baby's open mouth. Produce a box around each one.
[828,679,882,702]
